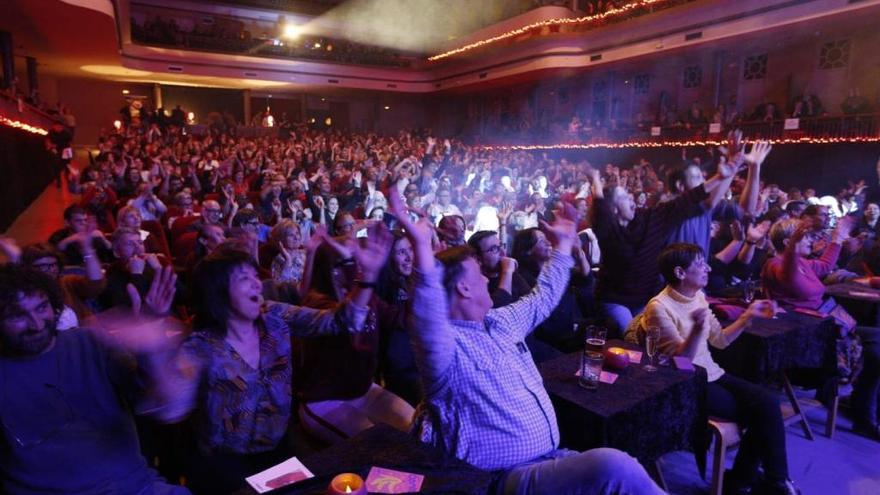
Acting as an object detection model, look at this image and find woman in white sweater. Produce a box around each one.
[626,243,798,495]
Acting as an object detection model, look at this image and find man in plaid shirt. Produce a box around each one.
[389,193,663,494]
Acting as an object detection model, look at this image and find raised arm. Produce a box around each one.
[389,185,456,395]
[491,207,577,339]
[739,141,772,216]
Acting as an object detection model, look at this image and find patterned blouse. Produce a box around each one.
[180,300,368,455]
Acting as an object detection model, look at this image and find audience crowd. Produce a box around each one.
[2,109,880,495]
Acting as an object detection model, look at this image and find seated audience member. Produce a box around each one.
[157,228,391,493]
[855,202,880,240]
[20,239,106,327]
[100,227,163,310]
[0,264,189,495]
[116,205,166,255]
[268,220,306,285]
[295,239,414,445]
[375,230,422,406]
[80,184,118,232]
[231,208,268,243]
[127,182,168,223]
[762,217,880,441]
[706,220,770,293]
[388,191,663,495]
[48,205,113,264]
[590,155,739,336]
[511,225,593,356]
[468,230,530,307]
[436,214,466,248]
[627,243,798,494]
[427,187,462,225]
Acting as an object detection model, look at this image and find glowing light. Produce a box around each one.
[122,89,130,95]
[283,24,301,39]
[429,0,670,61]
[0,115,48,135]
[187,112,195,124]
[80,64,151,77]
[113,120,122,130]
[313,42,322,49]
[477,136,880,151]
[384,105,390,110]
[309,117,316,124]
[324,117,332,126]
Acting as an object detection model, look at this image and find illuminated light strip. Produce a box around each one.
[429,0,670,61]
[478,136,880,151]
[0,115,49,135]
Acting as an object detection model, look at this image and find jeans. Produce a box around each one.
[498,448,665,495]
[599,302,644,339]
[708,373,788,483]
[851,326,880,426]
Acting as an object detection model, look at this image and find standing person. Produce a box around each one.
[387,190,663,495]
[46,120,73,188]
[590,151,741,337]
[628,243,799,494]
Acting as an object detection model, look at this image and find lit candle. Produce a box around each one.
[328,473,366,495]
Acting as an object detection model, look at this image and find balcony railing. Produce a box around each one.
[473,114,880,147]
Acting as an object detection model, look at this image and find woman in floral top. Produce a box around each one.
[160,227,391,493]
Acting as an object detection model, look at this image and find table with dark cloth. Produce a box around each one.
[825,282,880,326]
[236,424,494,495]
[711,311,839,384]
[538,339,708,463]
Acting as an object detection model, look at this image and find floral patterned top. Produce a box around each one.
[179,300,368,455]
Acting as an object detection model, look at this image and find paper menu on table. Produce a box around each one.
[246,456,314,493]
[625,350,643,363]
[365,466,425,494]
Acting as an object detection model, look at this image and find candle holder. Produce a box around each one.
[328,473,366,495]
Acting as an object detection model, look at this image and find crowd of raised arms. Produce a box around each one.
[3,113,880,495]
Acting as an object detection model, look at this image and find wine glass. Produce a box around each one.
[644,327,659,372]
[742,279,756,304]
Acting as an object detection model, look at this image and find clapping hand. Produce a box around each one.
[353,222,393,282]
[540,203,578,254]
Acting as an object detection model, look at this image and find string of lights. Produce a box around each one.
[478,136,880,151]
[428,0,672,61]
[0,115,49,136]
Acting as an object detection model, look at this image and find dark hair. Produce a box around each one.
[511,228,540,264]
[190,247,259,334]
[657,243,705,285]
[0,264,64,320]
[21,243,62,267]
[467,230,497,253]
[666,167,687,191]
[63,204,87,222]
[435,245,475,296]
[803,204,828,218]
[231,208,260,228]
[376,230,409,303]
[784,201,806,215]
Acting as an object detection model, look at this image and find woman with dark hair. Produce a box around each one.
[294,234,414,444]
[627,243,797,495]
[162,225,391,493]
[375,231,421,405]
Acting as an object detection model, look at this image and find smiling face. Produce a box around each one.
[392,237,413,277]
[865,203,880,223]
[1,291,57,356]
[612,186,636,222]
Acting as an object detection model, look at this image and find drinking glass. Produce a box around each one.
[742,279,756,304]
[644,327,659,372]
[579,351,604,389]
[585,325,607,353]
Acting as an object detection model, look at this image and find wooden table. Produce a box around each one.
[826,282,880,326]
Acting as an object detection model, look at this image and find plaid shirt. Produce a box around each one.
[410,250,574,470]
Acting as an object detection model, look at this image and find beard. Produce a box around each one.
[1,321,58,357]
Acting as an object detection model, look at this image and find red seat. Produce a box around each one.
[172,231,199,264]
[170,215,202,240]
[142,220,172,259]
